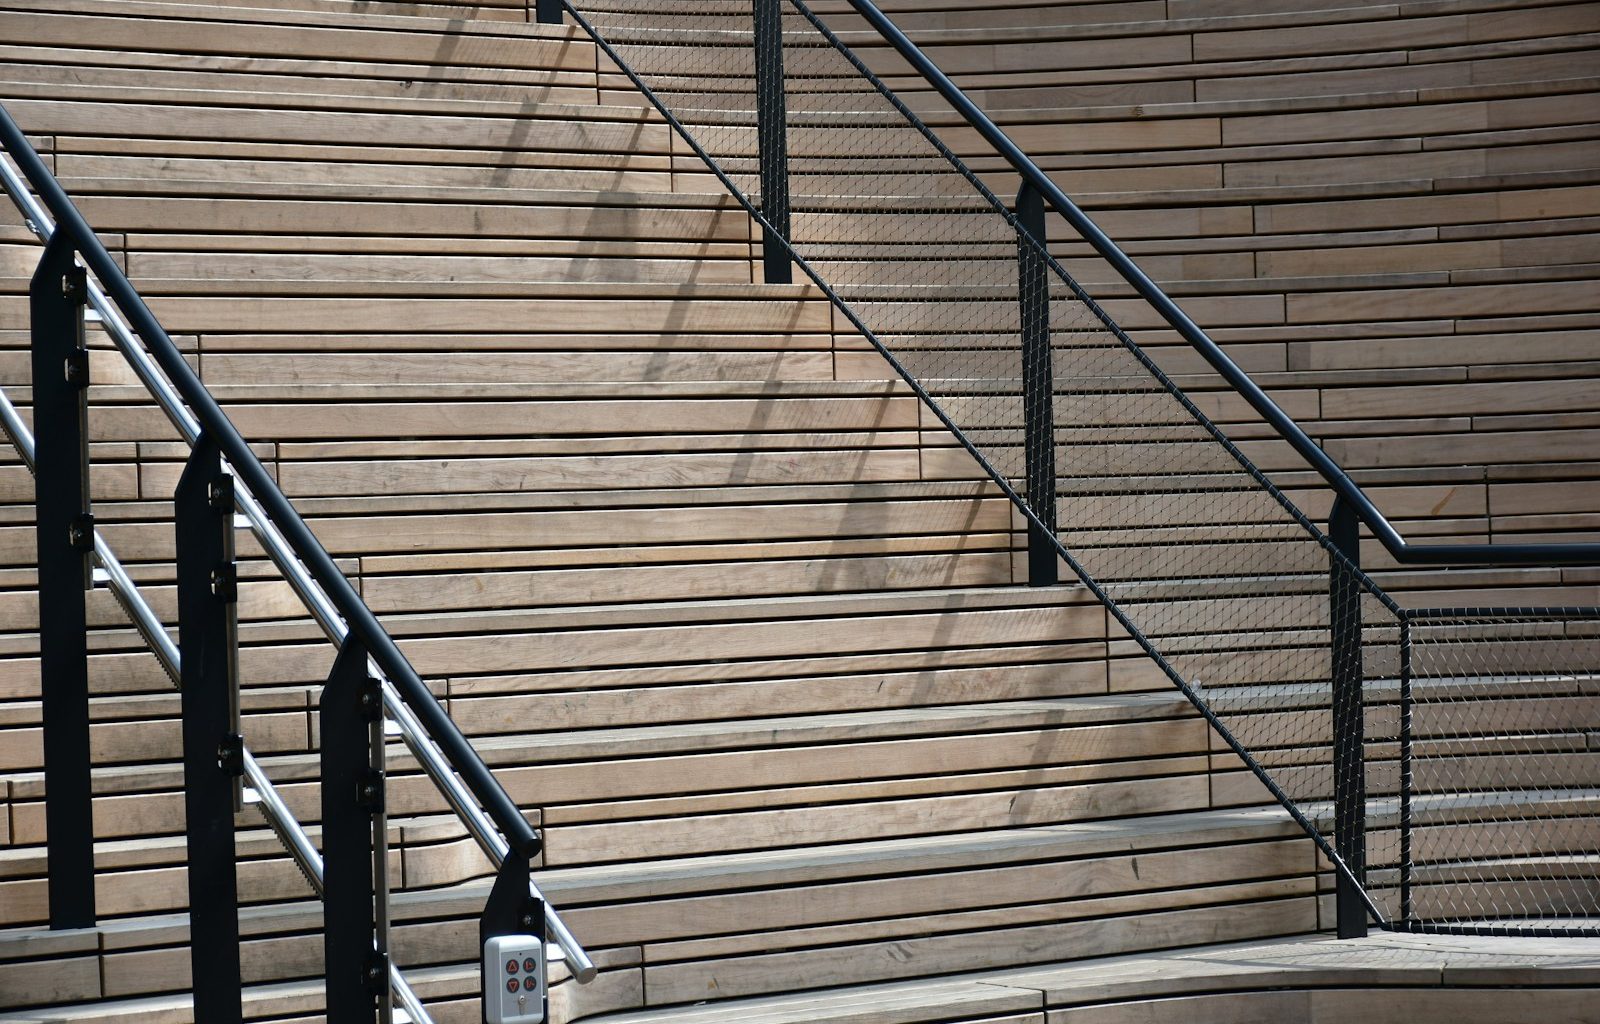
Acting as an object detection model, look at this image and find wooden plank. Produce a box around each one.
[3,92,665,153]
[197,351,835,385]
[69,196,749,241]
[0,954,103,1005]
[126,251,753,285]
[113,295,833,336]
[358,551,1015,610]
[1257,185,1600,233]
[641,897,1317,1003]
[541,775,1211,864]
[0,9,593,71]
[565,837,1302,946]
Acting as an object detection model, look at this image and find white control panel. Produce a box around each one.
[483,934,546,1024]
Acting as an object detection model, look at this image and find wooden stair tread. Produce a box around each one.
[0,808,1318,1011]
[0,0,1596,1014]
[2,0,577,40]
[584,930,1600,1023]
[0,77,656,120]
[0,806,1297,914]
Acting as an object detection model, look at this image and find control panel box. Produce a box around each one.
[483,934,546,1024]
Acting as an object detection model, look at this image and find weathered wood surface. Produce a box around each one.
[0,0,1595,1021]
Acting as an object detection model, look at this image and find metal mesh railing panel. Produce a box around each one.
[563,0,1598,933]
[1389,612,1600,930]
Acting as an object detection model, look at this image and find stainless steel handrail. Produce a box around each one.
[243,758,433,1024]
[0,96,571,909]
[0,371,434,1020]
[0,133,595,982]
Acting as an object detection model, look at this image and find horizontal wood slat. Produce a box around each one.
[0,0,1594,1020]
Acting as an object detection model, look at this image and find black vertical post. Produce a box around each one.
[1016,182,1057,586]
[753,0,792,284]
[176,432,243,1024]
[32,233,96,929]
[321,637,383,1024]
[534,0,562,25]
[1398,614,1414,926]
[481,850,545,1024]
[1328,496,1368,938]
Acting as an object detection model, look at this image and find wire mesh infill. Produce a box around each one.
[558,0,1598,936]
[563,0,1393,919]
[1385,610,1600,935]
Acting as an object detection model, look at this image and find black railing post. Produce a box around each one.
[175,432,243,1024]
[534,0,562,25]
[32,232,96,929]
[481,850,546,1024]
[1398,614,1414,926]
[753,0,792,284]
[0,104,547,873]
[1328,496,1368,938]
[321,636,383,1024]
[1016,181,1057,586]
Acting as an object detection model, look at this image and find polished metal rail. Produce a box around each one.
[840,0,1600,568]
[0,389,176,680]
[0,373,434,1020]
[0,109,595,982]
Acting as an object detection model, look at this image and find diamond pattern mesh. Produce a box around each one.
[562,0,1600,933]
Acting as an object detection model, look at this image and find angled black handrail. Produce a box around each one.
[552,0,1600,939]
[556,0,1399,933]
[0,106,540,855]
[1,101,597,986]
[842,0,1600,568]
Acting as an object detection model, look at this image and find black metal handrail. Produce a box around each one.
[556,0,1401,934]
[0,107,539,853]
[555,0,1600,941]
[841,0,1600,569]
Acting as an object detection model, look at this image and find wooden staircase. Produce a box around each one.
[0,0,1594,1020]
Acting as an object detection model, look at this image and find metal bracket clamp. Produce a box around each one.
[208,472,234,511]
[63,348,89,388]
[364,952,391,997]
[216,732,245,778]
[210,563,238,603]
[359,675,383,723]
[60,268,89,390]
[66,513,95,552]
[358,769,385,815]
[59,264,86,302]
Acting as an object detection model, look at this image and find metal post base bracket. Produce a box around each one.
[481,853,546,1024]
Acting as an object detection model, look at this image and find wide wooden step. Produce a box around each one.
[0,806,1318,1016]
[12,926,1600,1023]
[579,931,1600,1024]
[0,3,1595,1023]
[0,0,589,68]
